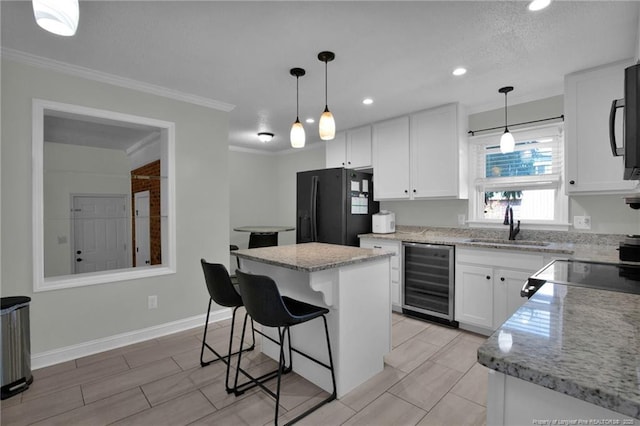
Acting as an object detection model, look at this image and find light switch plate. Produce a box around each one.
[574,215,591,230]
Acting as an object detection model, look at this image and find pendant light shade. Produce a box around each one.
[32,0,79,36]
[318,51,336,141]
[290,68,306,149]
[499,86,515,154]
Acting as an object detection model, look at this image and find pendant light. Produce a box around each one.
[32,0,79,36]
[290,68,306,148]
[499,86,515,154]
[318,51,336,141]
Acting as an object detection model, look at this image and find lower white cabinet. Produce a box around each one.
[455,248,545,334]
[360,238,402,311]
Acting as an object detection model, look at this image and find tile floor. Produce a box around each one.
[0,312,488,425]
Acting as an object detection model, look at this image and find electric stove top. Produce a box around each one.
[521,259,640,298]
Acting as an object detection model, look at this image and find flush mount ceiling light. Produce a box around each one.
[290,68,306,149]
[32,0,79,36]
[305,118,315,124]
[362,98,374,105]
[499,86,515,154]
[318,51,336,141]
[452,67,467,76]
[528,0,551,11]
[257,132,274,143]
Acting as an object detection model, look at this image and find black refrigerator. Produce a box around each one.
[296,168,379,246]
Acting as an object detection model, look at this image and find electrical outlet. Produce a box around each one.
[148,295,158,309]
[457,214,466,226]
[574,215,592,230]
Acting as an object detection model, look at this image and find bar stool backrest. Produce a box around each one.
[235,269,292,328]
[200,259,242,308]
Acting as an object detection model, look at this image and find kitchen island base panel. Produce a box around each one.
[487,370,636,425]
[240,258,391,398]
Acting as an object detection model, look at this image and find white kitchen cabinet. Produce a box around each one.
[455,263,494,328]
[455,248,544,334]
[360,238,402,311]
[372,104,467,201]
[372,116,411,200]
[325,126,372,169]
[565,59,638,194]
[410,104,468,199]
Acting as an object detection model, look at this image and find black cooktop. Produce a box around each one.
[527,259,640,295]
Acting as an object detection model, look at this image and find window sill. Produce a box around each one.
[466,220,571,232]
[35,266,176,292]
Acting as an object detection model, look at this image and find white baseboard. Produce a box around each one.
[31,308,232,370]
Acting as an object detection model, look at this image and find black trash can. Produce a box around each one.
[1,296,33,400]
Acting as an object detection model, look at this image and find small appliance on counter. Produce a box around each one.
[619,234,640,262]
[372,210,395,234]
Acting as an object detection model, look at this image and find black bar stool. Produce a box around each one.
[200,259,282,394]
[234,269,337,426]
[248,232,278,248]
[199,259,257,393]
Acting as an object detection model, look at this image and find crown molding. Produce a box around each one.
[1,47,235,112]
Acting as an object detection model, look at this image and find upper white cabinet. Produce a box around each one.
[325,126,372,169]
[410,104,468,199]
[565,59,639,194]
[372,104,468,201]
[372,116,411,199]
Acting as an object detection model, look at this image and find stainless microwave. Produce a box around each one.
[610,62,640,180]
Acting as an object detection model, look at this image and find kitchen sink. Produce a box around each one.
[464,238,551,247]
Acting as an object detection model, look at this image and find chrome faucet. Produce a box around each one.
[503,206,520,240]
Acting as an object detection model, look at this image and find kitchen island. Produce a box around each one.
[477,282,640,423]
[233,242,392,398]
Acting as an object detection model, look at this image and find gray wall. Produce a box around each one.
[1,59,230,354]
[228,145,324,255]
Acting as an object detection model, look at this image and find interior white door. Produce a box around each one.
[134,191,151,267]
[73,195,128,274]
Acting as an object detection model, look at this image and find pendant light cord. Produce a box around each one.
[296,75,300,121]
[504,91,508,131]
[324,60,328,108]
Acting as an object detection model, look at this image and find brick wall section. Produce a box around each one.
[131,160,162,266]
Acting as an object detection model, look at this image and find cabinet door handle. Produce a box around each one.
[569,180,575,185]
[413,189,416,193]
[486,275,491,280]
[500,277,505,282]
[404,190,408,194]
[373,245,382,249]
[348,161,351,164]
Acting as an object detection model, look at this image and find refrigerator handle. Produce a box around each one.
[310,175,318,242]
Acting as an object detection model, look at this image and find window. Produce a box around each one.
[468,124,568,229]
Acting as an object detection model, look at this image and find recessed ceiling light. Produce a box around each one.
[362,98,374,105]
[305,118,315,124]
[452,67,467,76]
[528,0,551,11]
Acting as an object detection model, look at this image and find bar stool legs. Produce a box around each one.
[199,299,256,393]
[234,312,337,426]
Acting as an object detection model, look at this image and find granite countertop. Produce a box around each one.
[477,283,640,419]
[359,226,625,263]
[234,242,392,272]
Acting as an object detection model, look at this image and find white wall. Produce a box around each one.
[1,59,229,354]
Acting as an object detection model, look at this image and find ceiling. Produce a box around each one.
[2,1,639,153]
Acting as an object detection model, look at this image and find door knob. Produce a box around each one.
[76,250,82,254]
[500,277,505,281]
[486,275,491,280]
[76,258,83,262]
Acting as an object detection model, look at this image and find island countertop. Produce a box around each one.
[234,242,392,272]
[477,282,640,419]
